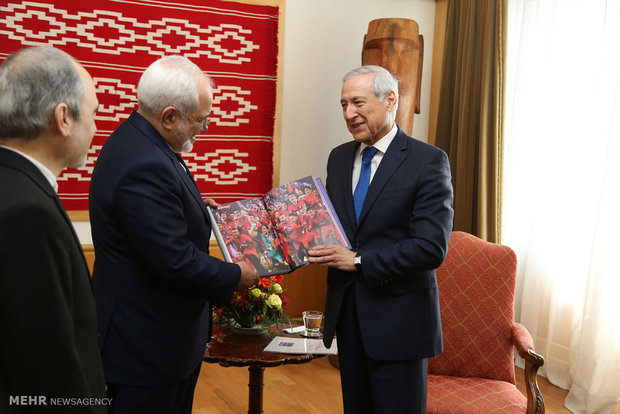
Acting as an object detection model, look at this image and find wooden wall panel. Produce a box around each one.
[428,0,448,145]
[279,264,327,317]
[80,241,327,318]
[83,244,95,274]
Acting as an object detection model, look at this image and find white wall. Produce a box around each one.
[74,221,92,245]
[73,0,436,244]
[279,0,436,185]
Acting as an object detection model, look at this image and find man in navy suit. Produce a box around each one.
[0,46,107,412]
[309,65,454,413]
[89,56,258,414]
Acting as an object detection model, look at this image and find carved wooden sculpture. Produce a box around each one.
[362,18,423,136]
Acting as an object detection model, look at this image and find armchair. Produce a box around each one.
[427,231,545,413]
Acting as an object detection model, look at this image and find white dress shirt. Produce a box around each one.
[351,123,398,194]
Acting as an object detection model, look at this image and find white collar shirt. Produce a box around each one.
[351,123,398,193]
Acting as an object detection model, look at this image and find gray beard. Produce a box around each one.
[175,126,195,153]
[181,138,194,153]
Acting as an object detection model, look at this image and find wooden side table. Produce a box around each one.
[203,327,321,414]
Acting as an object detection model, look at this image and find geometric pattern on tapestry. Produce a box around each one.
[0,0,279,210]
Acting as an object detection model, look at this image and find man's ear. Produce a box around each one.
[160,106,179,131]
[53,103,72,137]
[385,90,398,112]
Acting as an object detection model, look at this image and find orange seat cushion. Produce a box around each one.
[427,374,527,413]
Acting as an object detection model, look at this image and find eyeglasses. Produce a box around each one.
[190,115,211,132]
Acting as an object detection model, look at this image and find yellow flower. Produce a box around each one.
[266,294,282,309]
[272,283,283,294]
[250,288,261,297]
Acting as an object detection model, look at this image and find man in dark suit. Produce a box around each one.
[0,46,107,413]
[308,65,454,413]
[88,56,258,414]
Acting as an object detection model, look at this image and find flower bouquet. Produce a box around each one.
[213,275,290,331]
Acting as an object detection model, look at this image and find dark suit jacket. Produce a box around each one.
[322,128,454,361]
[89,111,240,386]
[0,147,106,413]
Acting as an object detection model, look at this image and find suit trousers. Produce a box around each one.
[106,362,201,414]
[336,284,428,414]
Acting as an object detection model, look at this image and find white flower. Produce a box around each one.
[266,294,282,309]
[272,283,283,294]
[250,288,261,297]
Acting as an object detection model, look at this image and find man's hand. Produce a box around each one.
[236,261,259,290]
[204,198,219,208]
[308,244,357,272]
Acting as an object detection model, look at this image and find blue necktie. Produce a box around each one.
[353,146,378,221]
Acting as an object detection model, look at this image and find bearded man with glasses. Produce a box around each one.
[89,55,258,414]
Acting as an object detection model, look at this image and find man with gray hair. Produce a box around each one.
[89,55,258,413]
[309,65,454,413]
[0,46,107,412]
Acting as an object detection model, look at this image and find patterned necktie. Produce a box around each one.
[353,146,378,221]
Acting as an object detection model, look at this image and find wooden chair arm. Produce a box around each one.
[512,323,546,414]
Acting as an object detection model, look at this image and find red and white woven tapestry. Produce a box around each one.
[0,0,279,210]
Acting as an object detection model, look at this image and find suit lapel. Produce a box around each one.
[0,148,93,284]
[356,131,408,227]
[51,194,93,284]
[339,143,360,235]
[174,154,209,217]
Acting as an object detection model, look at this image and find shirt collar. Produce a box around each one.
[0,145,58,192]
[360,123,398,154]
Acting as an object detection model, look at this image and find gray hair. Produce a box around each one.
[137,56,213,118]
[343,65,399,116]
[0,46,84,140]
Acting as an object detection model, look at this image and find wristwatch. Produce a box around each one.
[353,252,362,270]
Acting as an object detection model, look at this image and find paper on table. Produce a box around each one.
[282,326,305,334]
[263,336,338,355]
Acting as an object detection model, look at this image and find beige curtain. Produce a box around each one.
[503,1,620,410]
[434,0,506,242]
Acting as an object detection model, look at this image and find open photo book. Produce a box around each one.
[207,176,351,277]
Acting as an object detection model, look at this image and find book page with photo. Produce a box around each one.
[208,176,350,277]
